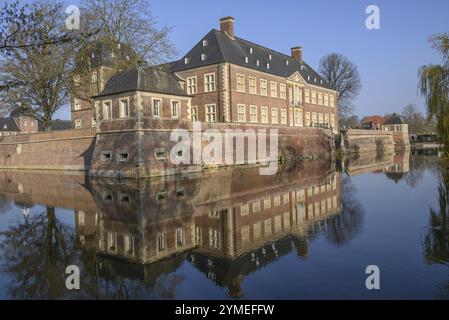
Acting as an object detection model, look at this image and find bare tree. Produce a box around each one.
[401,103,436,134]
[0,1,75,129]
[80,0,176,66]
[319,53,362,121]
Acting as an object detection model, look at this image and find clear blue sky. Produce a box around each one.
[57,0,449,119]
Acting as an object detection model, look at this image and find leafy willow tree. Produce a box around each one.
[419,33,449,156]
[319,53,362,122]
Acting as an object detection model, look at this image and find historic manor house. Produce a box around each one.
[71,17,338,133]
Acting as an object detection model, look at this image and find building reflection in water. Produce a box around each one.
[0,151,410,298]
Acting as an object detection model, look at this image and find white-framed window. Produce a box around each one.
[176,228,184,247]
[91,72,97,83]
[330,114,335,128]
[294,109,300,126]
[274,195,281,207]
[312,112,317,125]
[271,108,278,124]
[294,85,300,105]
[75,119,82,129]
[311,91,317,104]
[240,204,249,216]
[157,233,166,252]
[318,113,324,124]
[249,77,257,94]
[103,101,112,120]
[237,74,245,92]
[318,92,323,105]
[237,104,246,122]
[280,109,287,125]
[74,98,81,111]
[201,53,207,61]
[325,113,330,125]
[260,79,267,96]
[205,104,217,122]
[171,100,180,118]
[280,84,286,99]
[264,219,272,236]
[152,99,161,118]
[253,200,261,213]
[270,81,277,98]
[191,106,198,121]
[250,105,258,123]
[305,112,311,127]
[186,76,197,95]
[241,225,250,244]
[261,107,268,123]
[253,222,262,240]
[305,89,310,103]
[264,197,271,209]
[91,117,97,127]
[330,95,335,107]
[119,98,129,118]
[204,73,216,92]
[324,94,329,106]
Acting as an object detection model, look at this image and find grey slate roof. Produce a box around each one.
[384,114,406,125]
[95,64,189,97]
[0,117,19,132]
[170,29,333,90]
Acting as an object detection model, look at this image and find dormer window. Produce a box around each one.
[245,57,248,63]
[314,77,317,82]
[301,65,304,70]
[203,40,208,46]
[307,76,310,81]
[184,57,190,64]
[266,63,270,69]
[286,60,289,66]
[256,60,260,66]
[201,53,207,61]
[320,79,323,84]
[249,48,253,54]
[268,54,272,60]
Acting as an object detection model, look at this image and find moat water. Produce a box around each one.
[0,149,448,300]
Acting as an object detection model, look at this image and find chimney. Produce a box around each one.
[291,46,303,64]
[220,16,235,39]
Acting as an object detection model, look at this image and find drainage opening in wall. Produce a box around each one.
[101,151,112,162]
[117,151,129,162]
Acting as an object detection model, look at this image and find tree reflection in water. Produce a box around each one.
[0,206,183,299]
[423,162,449,297]
[325,174,364,245]
[0,206,74,299]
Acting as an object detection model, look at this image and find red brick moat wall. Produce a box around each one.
[0,123,335,177]
[0,129,96,171]
[90,121,335,178]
